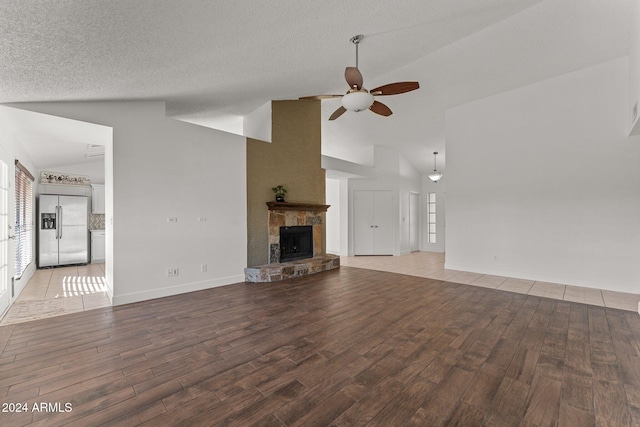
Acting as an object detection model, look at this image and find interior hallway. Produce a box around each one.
[340,251,640,313]
[0,263,110,325]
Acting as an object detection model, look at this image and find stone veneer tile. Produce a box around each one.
[313,224,322,256]
[297,211,306,224]
[244,254,340,283]
[269,244,280,264]
[269,225,280,244]
[285,211,297,226]
[271,212,285,227]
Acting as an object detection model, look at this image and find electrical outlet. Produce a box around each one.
[492,255,498,261]
[167,268,179,277]
[201,264,207,272]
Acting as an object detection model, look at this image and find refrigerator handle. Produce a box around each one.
[55,206,59,239]
[59,206,63,239]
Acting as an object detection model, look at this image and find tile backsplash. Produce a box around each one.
[89,214,105,230]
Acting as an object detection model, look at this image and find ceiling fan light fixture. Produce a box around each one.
[301,34,419,120]
[428,151,443,182]
[341,90,374,112]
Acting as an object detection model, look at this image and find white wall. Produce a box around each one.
[345,146,422,256]
[325,178,341,254]
[43,159,105,184]
[243,101,272,143]
[445,57,640,293]
[629,0,640,135]
[9,101,247,305]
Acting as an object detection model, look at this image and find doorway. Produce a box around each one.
[0,106,113,324]
[409,192,419,252]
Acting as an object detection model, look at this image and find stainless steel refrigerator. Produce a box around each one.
[38,195,89,267]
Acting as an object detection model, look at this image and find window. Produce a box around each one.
[15,160,34,279]
[428,192,436,244]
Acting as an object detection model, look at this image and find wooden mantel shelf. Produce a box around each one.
[266,201,330,212]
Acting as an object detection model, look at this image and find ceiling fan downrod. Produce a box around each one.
[350,34,363,69]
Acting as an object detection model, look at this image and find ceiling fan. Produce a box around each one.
[301,34,420,120]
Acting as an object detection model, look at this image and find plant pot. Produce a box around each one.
[275,195,285,202]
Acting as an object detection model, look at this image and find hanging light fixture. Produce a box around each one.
[428,151,443,182]
[341,35,374,112]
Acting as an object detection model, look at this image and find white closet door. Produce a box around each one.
[353,190,394,255]
[373,191,394,255]
[354,190,375,255]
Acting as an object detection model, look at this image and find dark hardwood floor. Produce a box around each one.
[0,266,639,426]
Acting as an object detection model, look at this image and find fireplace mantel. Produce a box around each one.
[266,202,330,212]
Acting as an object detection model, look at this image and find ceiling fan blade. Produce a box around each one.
[329,106,347,121]
[299,95,343,100]
[369,101,393,117]
[345,67,363,89]
[370,81,420,96]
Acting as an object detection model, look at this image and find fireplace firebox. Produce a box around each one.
[279,226,313,262]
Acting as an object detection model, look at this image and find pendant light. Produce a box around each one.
[428,151,443,182]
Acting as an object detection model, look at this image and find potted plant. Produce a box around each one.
[272,185,287,202]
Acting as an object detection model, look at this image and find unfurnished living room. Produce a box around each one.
[1,1,640,426]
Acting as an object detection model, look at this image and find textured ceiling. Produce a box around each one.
[0,0,633,173]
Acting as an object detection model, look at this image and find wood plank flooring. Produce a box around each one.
[0,266,639,426]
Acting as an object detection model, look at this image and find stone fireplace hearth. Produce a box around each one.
[244,201,340,283]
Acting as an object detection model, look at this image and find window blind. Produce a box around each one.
[15,160,34,279]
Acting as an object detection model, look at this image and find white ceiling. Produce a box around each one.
[0,106,111,169]
[0,0,633,173]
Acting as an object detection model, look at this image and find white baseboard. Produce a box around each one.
[112,274,246,306]
[12,262,36,301]
[104,277,114,303]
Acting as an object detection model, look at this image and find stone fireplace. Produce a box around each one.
[244,201,340,282]
[267,202,327,263]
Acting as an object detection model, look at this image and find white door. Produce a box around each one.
[409,192,419,252]
[354,190,375,255]
[373,191,394,255]
[353,190,393,255]
[0,145,12,318]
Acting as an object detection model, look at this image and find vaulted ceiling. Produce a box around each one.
[0,0,632,173]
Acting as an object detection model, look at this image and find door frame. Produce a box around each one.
[0,143,14,319]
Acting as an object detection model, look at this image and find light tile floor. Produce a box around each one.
[3,253,637,326]
[340,252,640,312]
[0,263,111,325]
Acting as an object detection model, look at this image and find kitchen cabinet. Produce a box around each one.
[353,190,394,255]
[91,230,105,263]
[91,184,105,214]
